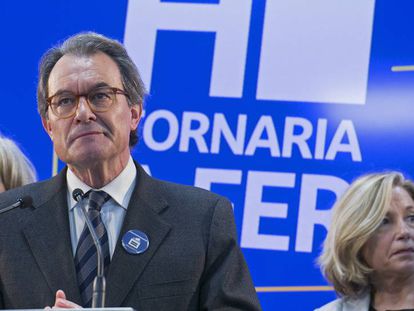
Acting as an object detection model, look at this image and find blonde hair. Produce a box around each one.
[318,172,414,298]
[0,136,37,191]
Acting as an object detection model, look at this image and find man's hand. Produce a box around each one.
[46,290,82,309]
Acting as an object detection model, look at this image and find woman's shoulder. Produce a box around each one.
[314,293,370,311]
[314,298,344,311]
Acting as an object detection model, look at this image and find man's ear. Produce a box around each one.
[130,103,142,131]
[42,117,53,140]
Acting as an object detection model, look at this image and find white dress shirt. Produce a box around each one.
[66,156,137,258]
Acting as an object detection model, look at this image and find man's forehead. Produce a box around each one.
[48,52,122,94]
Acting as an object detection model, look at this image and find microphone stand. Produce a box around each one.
[73,190,106,308]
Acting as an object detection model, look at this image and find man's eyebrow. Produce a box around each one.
[50,82,111,96]
[91,82,111,89]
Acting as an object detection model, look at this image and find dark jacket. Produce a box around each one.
[0,163,261,310]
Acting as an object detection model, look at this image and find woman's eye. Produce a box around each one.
[380,217,390,226]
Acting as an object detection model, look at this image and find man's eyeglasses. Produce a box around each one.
[46,86,130,119]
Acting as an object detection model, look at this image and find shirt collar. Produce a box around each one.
[66,156,137,210]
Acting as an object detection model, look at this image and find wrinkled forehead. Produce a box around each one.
[387,186,414,213]
[48,52,123,96]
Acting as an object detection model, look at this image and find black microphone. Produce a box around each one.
[0,195,33,214]
[72,188,106,308]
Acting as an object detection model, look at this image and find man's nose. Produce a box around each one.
[74,96,96,122]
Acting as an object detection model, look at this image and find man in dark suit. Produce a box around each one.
[0,32,261,310]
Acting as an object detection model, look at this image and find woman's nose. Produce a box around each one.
[396,220,411,240]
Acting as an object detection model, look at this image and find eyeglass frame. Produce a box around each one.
[46,86,130,119]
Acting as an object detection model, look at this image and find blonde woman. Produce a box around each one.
[316,172,414,311]
[0,135,37,192]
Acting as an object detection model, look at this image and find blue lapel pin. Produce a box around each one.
[122,229,150,255]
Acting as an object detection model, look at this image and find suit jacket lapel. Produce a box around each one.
[106,164,172,307]
[22,170,82,304]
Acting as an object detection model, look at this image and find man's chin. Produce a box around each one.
[65,151,108,167]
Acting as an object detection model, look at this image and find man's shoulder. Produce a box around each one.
[136,167,232,220]
[136,163,228,205]
[150,176,230,207]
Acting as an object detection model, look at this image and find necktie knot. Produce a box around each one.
[87,190,110,212]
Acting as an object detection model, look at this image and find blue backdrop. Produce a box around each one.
[1,0,413,309]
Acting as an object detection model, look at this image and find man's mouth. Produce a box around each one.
[72,131,103,141]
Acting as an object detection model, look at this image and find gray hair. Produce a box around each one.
[37,32,146,147]
[0,135,37,191]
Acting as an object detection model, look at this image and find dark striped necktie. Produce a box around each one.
[74,190,111,307]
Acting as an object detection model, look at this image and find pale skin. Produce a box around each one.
[361,186,414,311]
[45,290,81,309]
[42,52,141,307]
[42,52,141,189]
